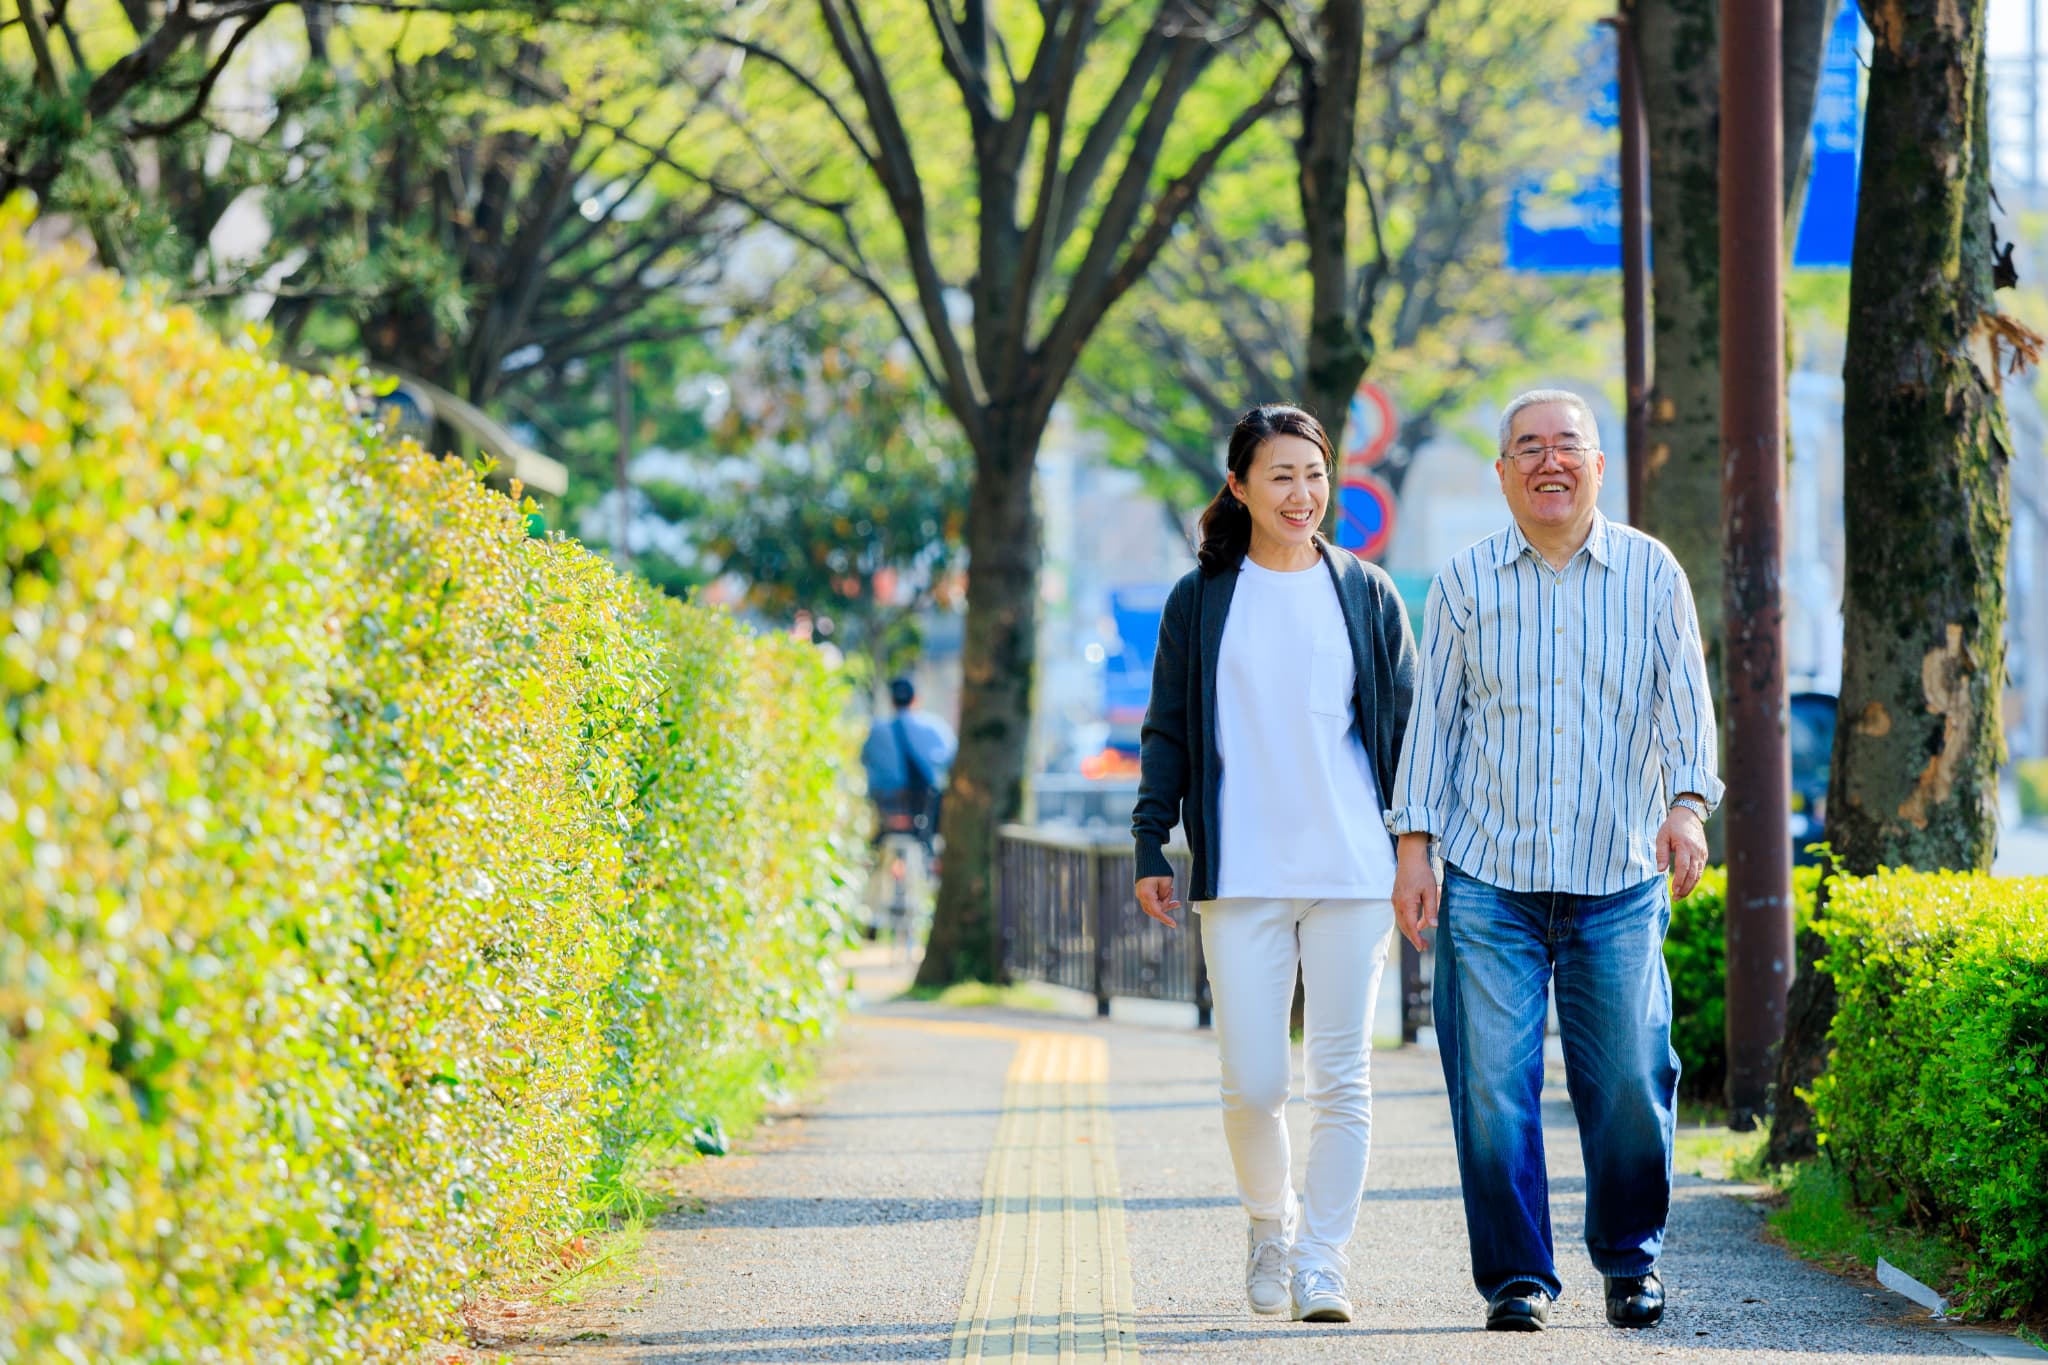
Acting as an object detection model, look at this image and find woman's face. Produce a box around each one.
[1228,433,1329,556]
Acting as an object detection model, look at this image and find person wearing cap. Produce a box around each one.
[1131,402,1417,1325]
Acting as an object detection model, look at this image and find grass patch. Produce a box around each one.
[899,980,1061,1011]
[1765,1160,1963,1305]
[1673,1122,1768,1182]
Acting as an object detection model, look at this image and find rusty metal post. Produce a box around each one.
[1720,0,1793,1131]
[1091,846,1113,1017]
[1612,12,1651,525]
[1398,938,1422,1044]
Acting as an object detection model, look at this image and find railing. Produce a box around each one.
[995,825,1211,1026]
[996,824,1434,1041]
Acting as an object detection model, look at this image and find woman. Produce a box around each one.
[1131,403,1416,1324]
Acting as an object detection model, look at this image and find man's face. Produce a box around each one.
[1496,400,1605,532]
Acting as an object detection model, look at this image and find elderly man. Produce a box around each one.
[1387,389,1722,1333]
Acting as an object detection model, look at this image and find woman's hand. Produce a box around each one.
[1135,876,1182,928]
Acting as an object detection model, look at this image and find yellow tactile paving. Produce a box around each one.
[935,1029,1139,1363]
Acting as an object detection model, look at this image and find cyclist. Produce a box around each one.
[861,676,957,942]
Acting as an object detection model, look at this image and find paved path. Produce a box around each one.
[538,973,2031,1363]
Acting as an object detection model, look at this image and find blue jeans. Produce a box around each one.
[1434,864,1679,1301]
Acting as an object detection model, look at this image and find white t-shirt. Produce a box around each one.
[1213,557,1396,901]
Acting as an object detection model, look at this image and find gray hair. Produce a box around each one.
[1497,389,1601,457]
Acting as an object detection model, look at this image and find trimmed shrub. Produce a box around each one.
[1,212,859,1359]
[1811,870,2048,1315]
[2019,758,2048,821]
[1664,865,1821,1102]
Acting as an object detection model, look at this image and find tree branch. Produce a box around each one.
[1037,60,1290,403]
[816,0,985,426]
[697,30,882,167]
[125,10,269,136]
[919,0,997,133]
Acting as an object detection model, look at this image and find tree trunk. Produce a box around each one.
[1634,0,1726,771]
[1767,0,2011,1163]
[915,420,1045,987]
[1633,0,1837,854]
[1296,0,1369,436]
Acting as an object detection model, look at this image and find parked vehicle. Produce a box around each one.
[1789,691,1838,864]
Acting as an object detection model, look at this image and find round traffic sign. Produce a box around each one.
[1334,475,1396,561]
[1343,382,1398,467]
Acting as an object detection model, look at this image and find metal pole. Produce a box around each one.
[1720,0,1792,1131]
[2032,0,2042,196]
[1092,847,1113,1017]
[1610,12,1651,526]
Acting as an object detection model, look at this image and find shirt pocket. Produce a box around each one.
[1310,644,1354,719]
[1599,634,1655,709]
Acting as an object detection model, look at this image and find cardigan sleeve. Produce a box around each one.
[1374,569,1418,780]
[1131,573,1197,882]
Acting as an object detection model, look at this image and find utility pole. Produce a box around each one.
[1611,12,1651,525]
[2032,0,2042,197]
[1719,0,1792,1131]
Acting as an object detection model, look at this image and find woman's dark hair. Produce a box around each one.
[1196,403,1337,575]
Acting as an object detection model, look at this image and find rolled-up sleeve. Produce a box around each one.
[1385,575,1465,838]
[1651,564,1726,813]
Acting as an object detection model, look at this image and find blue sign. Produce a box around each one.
[1103,586,1168,728]
[1508,3,1864,272]
[1792,3,1864,267]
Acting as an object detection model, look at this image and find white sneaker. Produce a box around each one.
[1292,1266,1353,1323]
[1244,1230,1290,1315]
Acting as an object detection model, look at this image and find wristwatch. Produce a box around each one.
[1670,795,1710,823]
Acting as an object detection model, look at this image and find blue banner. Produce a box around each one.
[1507,3,1864,272]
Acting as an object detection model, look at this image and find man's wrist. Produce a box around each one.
[1670,794,1709,825]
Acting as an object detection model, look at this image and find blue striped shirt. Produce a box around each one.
[1385,512,1725,894]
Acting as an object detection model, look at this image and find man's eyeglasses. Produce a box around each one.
[1506,441,1594,470]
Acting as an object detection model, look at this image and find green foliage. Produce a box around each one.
[1072,0,1618,513]
[0,210,859,1360]
[1767,1159,1963,1301]
[1664,865,1821,1102]
[686,304,970,672]
[1810,869,2048,1316]
[2018,758,2048,821]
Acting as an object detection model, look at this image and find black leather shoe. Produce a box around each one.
[1485,1281,1552,1331]
[1604,1270,1665,1327]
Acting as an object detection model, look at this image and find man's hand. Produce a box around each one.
[1656,804,1710,899]
[1391,833,1439,952]
[1135,876,1182,928]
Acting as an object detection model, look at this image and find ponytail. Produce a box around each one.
[1195,402,1336,576]
[1196,485,1253,575]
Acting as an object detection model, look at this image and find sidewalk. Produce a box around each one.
[534,957,2034,1363]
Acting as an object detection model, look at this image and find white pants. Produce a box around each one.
[1198,896,1396,1277]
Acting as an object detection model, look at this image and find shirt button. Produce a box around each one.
[1554,625,1563,633]
[1553,727,1562,735]
[1553,677,1563,685]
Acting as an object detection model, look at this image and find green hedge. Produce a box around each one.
[1664,865,1821,1102]
[2019,758,2048,821]
[1810,870,2048,1316]
[0,211,860,1359]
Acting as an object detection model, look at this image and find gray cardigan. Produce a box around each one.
[1131,542,1418,901]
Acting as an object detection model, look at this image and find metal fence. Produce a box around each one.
[996,824,1435,1040]
[995,825,1211,1025]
